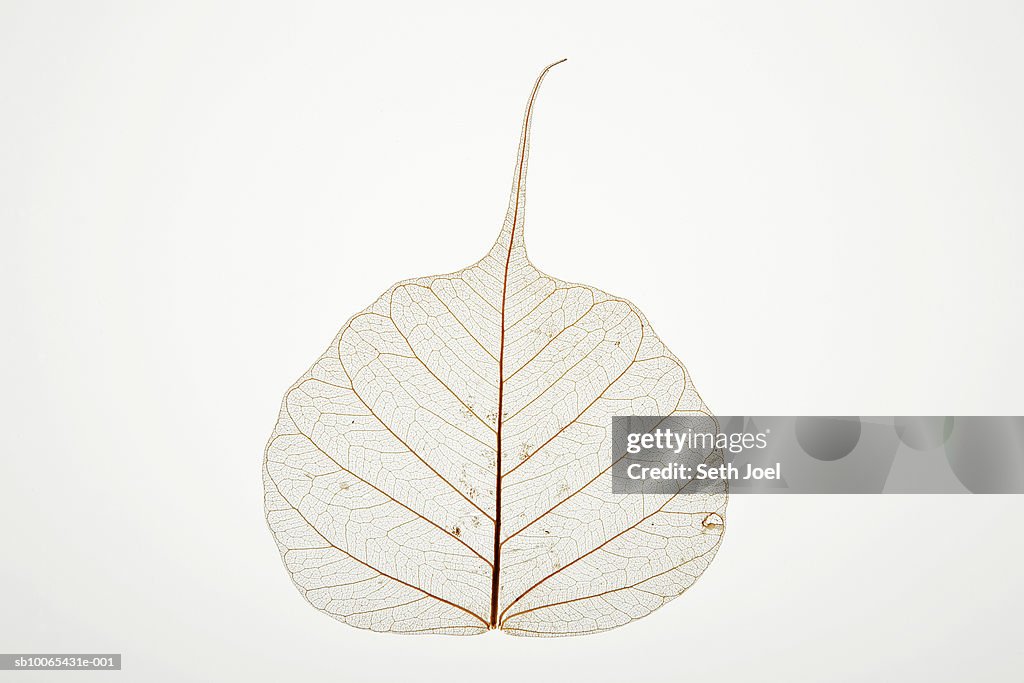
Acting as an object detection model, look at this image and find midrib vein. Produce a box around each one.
[489,59,564,630]
[489,127,524,629]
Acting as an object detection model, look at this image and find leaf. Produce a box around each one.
[263,60,727,637]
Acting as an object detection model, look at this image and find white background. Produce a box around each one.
[2,1,1023,681]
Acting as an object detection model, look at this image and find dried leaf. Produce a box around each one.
[263,60,727,637]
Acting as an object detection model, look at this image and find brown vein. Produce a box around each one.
[503,308,641,424]
[503,329,646,478]
[269,429,492,566]
[333,346,495,522]
[346,311,498,434]
[398,283,500,364]
[503,295,603,382]
[500,545,721,627]
[265,472,488,626]
[500,412,685,547]
[498,480,704,624]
